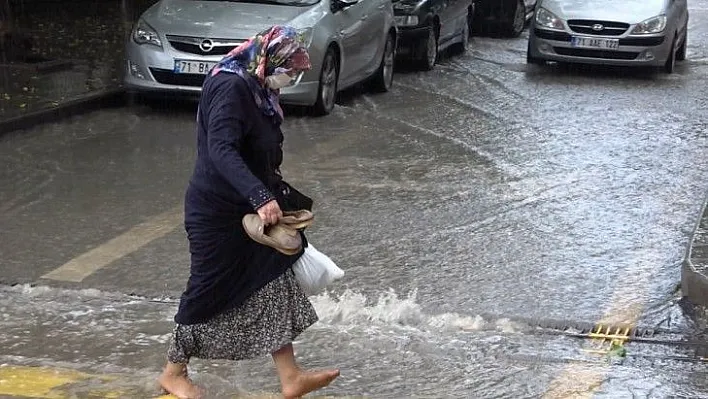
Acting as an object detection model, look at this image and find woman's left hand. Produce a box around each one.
[257,200,283,226]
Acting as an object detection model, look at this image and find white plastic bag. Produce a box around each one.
[293,244,344,296]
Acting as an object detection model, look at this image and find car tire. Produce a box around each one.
[503,0,526,38]
[676,33,687,61]
[451,11,471,55]
[664,35,677,74]
[369,33,396,93]
[312,47,339,116]
[418,23,439,70]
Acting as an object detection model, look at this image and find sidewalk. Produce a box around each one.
[681,196,708,306]
[0,0,154,133]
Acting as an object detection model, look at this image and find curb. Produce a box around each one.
[0,88,126,137]
[681,195,708,306]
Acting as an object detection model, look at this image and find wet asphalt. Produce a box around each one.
[2,3,708,397]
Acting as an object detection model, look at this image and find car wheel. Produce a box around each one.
[676,33,687,61]
[504,0,526,38]
[370,33,395,93]
[312,47,338,116]
[451,12,471,55]
[419,24,439,70]
[664,35,677,74]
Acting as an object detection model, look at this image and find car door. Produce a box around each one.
[358,0,389,78]
[454,0,472,38]
[436,0,456,45]
[331,0,369,88]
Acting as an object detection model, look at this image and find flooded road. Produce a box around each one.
[2,2,708,397]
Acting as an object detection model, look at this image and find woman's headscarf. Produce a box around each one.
[210,25,312,123]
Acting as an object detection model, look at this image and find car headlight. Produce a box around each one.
[395,15,419,27]
[631,15,667,35]
[132,20,162,47]
[535,8,564,31]
[297,27,315,48]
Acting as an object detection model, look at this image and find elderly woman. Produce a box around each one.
[158,26,340,398]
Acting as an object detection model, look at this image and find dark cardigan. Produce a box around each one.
[174,71,303,325]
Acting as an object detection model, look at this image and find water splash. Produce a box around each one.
[0,284,522,336]
[311,288,523,334]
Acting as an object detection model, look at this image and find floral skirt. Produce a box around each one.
[167,269,318,363]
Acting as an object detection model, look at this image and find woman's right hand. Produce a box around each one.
[257,200,283,226]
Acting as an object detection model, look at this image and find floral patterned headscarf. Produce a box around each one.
[210,25,311,123]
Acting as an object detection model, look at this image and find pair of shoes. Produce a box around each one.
[242,210,314,255]
[281,210,314,229]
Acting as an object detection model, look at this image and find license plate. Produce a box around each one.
[570,36,619,50]
[173,60,217,75]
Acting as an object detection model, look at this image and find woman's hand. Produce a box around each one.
[257,200,283,226]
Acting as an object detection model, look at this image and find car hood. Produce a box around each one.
[141,0,320,39]
[541,0,667,24]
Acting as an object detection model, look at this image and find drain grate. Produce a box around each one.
[582,324,632,355]
[530,318,708,361]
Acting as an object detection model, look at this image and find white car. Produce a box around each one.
[124,0,398,115]
[527,0,689,73]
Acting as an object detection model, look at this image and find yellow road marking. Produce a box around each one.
[41,205,183,282]
[543,291,645,398]
[0,365,361,398]
[0,366,87,398]
[0,365,161,398]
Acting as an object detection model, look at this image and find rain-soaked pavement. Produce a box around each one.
[2,3,708,397]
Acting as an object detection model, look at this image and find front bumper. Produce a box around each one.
[529,28,672,67]
[123,39,319,106]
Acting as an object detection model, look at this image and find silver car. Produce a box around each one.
[124,0,397,115]
[527,0,689,73]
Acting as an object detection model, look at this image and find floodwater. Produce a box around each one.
[2,2,708,397]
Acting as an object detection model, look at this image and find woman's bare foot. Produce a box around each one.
[281,369,340,399]
[158,365,203,399]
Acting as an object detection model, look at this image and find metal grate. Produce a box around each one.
[567,19,630,36]
[166,35,244,56]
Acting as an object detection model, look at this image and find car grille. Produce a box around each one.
[150,68,206,87]
[553,47,639,60]
[166,35,243,56]
[567,20,629,36]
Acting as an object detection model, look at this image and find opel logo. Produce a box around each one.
[592,24,604,31]
[199,39,215,52]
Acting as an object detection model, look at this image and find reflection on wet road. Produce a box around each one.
[2,3,708,397]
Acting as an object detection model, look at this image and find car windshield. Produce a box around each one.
[197,0,319,6]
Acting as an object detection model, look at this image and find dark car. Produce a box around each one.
[474,0,537,37]
[392,0,475,70]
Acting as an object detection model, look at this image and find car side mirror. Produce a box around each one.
[332,0,358,12]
